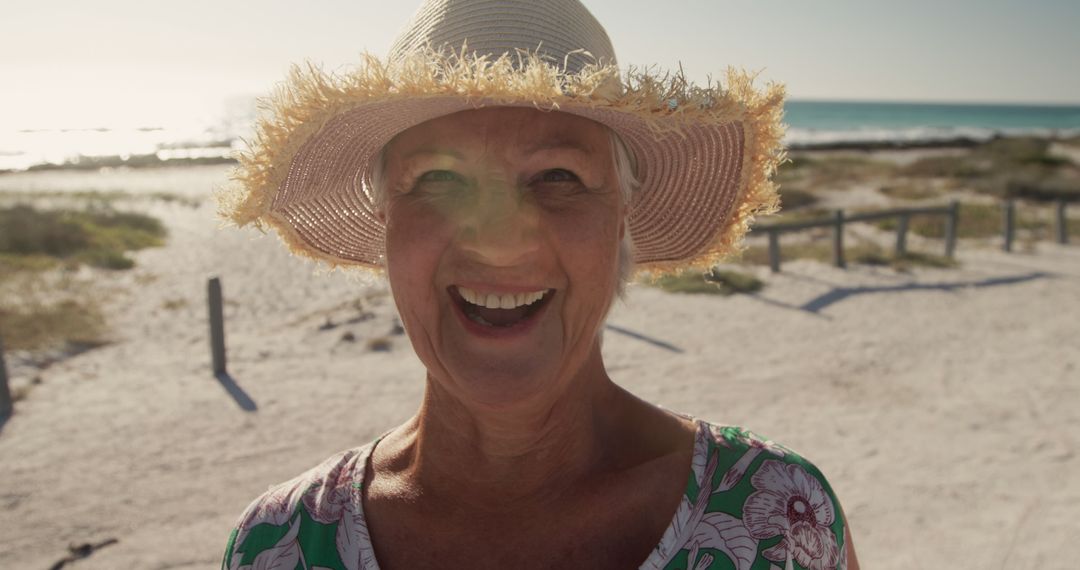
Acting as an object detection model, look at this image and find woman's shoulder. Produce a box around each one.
[221,443,376,570]
[644,418,850,570]
[700,422,825,471]
[691,416,842,496]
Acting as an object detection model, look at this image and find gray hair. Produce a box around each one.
[368,128,640,290]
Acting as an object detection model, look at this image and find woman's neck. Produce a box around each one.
[378,346,628,509]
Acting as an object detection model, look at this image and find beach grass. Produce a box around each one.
[0,204,167,270]
[0,252,61,273]
[778,154,898,189]
[739,242,833,265]
[0,203,167,351]
[0,298,107,352]
[979,136,1071,166]
[878,181,944,200]
[898,138,1080,202]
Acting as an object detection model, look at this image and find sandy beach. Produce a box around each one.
[1,159,1078,569]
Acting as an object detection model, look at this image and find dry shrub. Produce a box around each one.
[777,188,819,210]
[739,242,833,265]
[161,298,189,311]
[978,137,1061,165]
[1004,178,1080,203]
[879,182,944,201]
[902,155,986,179]
[0,299,107,352]
[648,268,764,296]
[366,336,392,352]
[849,243,957,271]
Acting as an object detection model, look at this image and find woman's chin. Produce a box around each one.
[438,357,568,410]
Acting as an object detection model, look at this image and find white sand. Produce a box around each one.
[1,164,1078,569]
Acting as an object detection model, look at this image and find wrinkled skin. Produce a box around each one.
[380,106,625,412]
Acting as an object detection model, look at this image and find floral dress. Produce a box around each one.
[222,419,848,570]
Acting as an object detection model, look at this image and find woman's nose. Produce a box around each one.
[455,186,540,267]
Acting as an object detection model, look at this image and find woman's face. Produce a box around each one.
[381,107,625,408]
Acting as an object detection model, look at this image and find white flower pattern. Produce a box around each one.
[743,460,842,570]
[241,515,301,570]
[642,428,758,570]
[711,426,793,494]
[301,456,356,524]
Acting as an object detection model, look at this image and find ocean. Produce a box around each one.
[2,100,1079,172]
[784,100,1080,148]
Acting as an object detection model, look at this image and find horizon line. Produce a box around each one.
[786,96,1080,108]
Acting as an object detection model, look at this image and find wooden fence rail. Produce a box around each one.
[208,277,227,376]
[0,336,11,420]
[758,198,1072,273]
[1003,200,1016,252]
[1057,200,1069,245]
[758,201,959,273]
[1001,198,1073,250]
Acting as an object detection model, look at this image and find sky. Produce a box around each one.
[2,0,1078,129]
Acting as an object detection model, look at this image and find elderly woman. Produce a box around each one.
[221,1,858,569]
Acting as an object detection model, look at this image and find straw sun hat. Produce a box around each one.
[220,0,786,274]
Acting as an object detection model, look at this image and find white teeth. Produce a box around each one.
[457,286,548,309]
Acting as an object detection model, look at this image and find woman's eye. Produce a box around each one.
[417,170,462,183]
[535,169,580,184]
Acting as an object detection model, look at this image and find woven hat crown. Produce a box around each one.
[389,0,616,73]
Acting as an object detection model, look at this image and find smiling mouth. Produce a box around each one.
[449,286,555,328]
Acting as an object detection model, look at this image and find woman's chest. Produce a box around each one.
[363,466,686,569]
[368,507,666,570]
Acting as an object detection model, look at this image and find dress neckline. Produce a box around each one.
[349,417,709,570]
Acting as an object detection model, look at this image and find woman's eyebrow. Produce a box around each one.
[400,147,465,162]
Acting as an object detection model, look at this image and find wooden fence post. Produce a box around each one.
[208,277,227,375]
[1056,200,1069,245]
[945,200,959,258]
[1002,200,1015,252]
[0,336,11,419]
[832,209,846,268]
[768,230,781,273]
[895,213,910,256]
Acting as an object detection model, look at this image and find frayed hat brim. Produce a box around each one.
[217,48,785,274]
